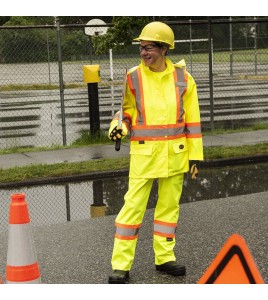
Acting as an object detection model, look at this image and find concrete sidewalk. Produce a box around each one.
[1,129,268,170]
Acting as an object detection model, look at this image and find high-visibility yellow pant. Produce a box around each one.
[111,173,184,271]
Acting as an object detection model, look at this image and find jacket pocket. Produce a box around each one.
[170,140,189,174]
[130,144,153,155]
[172,141,188,154]
[129,144,154,178]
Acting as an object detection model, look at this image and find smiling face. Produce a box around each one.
[139,41,168,72]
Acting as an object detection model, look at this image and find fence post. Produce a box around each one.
[208,17,214,131]
[83,65,101,138]
[109,49,115,116]
[230,17,233,77]
[65,184,71,222]
[46,25,51,85]
[189,19,193,74]
[254,17,258,75]
[90,180,107,218]
[55,16,67,146]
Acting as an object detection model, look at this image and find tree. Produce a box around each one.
[59,16,113,25]
[3,16,55,26]
[92,17,150,55]
[0,16,11,26]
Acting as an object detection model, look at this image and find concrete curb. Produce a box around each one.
[1,154,268,188]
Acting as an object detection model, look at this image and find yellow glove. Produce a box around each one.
[189,161,200,180]
[109,126,126,142]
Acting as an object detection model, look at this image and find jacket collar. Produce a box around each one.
[140,58,175,75]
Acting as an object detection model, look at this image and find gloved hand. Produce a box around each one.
[109,126,126,142]
[189,160,200,179]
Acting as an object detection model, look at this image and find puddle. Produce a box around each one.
[0,162,267,231]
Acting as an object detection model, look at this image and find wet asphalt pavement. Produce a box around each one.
[0,191,267,284]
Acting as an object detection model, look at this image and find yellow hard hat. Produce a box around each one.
[134,21,175,49]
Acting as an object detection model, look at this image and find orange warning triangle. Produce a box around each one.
[198,233,264,284]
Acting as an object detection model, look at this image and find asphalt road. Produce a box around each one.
[0,191,267,285]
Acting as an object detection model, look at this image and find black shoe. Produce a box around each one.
[108,270,130,284]
[156,261,186,276]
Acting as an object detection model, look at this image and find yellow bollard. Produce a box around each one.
[83,65,100,83]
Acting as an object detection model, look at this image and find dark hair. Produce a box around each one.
[154,42,163,48]
[153,42,169,56]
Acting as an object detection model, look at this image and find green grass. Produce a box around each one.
[71,130,113,146]
[0,80,123,92]
[203,143,268,159]
[1,142,268,183]
[0,157,130,183]
[170,48,268,64]
[0,83,85,92]
[202,123,268,135]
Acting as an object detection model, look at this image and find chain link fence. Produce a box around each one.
[1,18,268,229]
[1,18,268,149]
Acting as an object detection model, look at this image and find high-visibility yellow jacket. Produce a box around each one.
[109,58,203,178]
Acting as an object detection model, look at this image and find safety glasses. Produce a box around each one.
[139,44,162,52]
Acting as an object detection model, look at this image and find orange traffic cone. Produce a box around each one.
[6,193,41,284]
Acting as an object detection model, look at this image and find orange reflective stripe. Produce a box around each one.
[127,73,136,97]
[115,222,140,229]
[115,234,138,240]
[137,68,146,125]
[186,122,201,127]
[130,68,146,125]
[131,134,186,141]
[173,70,181,123]
[174,68,188,124]
[129,69,145,125]
[122,112,132,130]
[6,262,40,282]
[186,133,202,138]
[154,220,177,227]
[182,69,188,97]
[153,231,176,238]
[133,123,185,130]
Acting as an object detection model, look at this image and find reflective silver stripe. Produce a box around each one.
[132,126,185,138]
[175,68,187,124]
[129,66,187,129]
[6,278,41,284]
[116,226,140,237]
[129,70,144,125]
[175,82,187,87]
[154,223,176,235]
[185,125,202,135]
[176,68,187,93]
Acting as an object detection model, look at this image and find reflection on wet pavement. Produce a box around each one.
[0,162,267,230]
